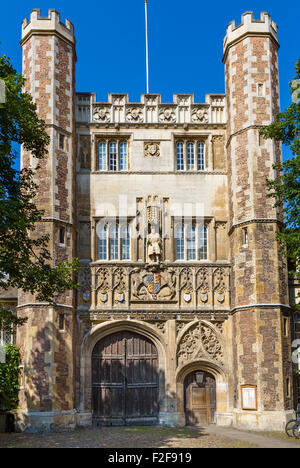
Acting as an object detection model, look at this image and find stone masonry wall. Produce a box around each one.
[18,19,76,419]
[224,22,293,417]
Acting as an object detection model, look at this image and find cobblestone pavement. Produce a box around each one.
[0,426,257,448]
[0,425,300,449]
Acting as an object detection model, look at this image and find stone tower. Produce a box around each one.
[223,12,293,428]
[17,9,77,431]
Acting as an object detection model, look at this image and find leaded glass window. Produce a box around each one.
[176,142,184,171]
[187,224,196,260]
[121,224,130,260]
[98,142,107,170]
[119,142,128,171]
[198,224,208,259]
[175,224,185,260]
[109,141,117,171]
[197,142,205,170]
[187,142,195,170]
[98,225,108,260]
[110,225,119,260]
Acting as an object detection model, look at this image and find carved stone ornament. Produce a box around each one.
[78,266,91,291]
[82,290,91,303]
[99,291,108,303]
[183,291,192,303]
[144,142,160,157]
[126,107,144,123]
[177,321,224,366]
[199,291,208,303]
[192,108,209,123]
[93,107,111,122]
[115,291,125,304]
[159,108,176,123]
[130,267,176,302]
[96,267,110,291]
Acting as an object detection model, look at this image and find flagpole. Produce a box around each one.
[145,0,149,94]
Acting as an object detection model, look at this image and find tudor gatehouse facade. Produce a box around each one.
[1,9,299,432]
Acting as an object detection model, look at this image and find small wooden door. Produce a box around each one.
[92,331,159,425]
[184,371,216,426]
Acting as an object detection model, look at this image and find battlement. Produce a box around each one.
[223,11,278,57]
[75,92,226,125]
[21,9,75,45]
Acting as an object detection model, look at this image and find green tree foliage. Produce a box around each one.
[0,345,21,412]
[0,55,79,331]
[260,59,300,298]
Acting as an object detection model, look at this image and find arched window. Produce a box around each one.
[98,142,107,170]
[175,224,184,260]
[198,224,208,260]
[98,224,107,260]
[119,142,128,171]
[109,141,117,171]
[121,224,130,260]
[187,142,195,170]
[110,225,119,260]
[176,142,184,171]
[197,142,205,171]
[187,224,196,260]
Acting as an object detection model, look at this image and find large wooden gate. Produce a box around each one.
[92,331,159,425]
[184,371,216,426]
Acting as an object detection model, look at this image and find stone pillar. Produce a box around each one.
[17,9,77,432]
[223,12,294,430]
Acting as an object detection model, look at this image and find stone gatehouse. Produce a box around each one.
[1,9,299,433]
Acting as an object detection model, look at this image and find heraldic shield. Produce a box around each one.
[146,273,161,299]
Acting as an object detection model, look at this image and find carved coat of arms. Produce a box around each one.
[99,291,108,303]
[146,273,161,299]
[82,291,91,303]
[115,291,125,304]
[184,291,192,303]
[200,291,208,303]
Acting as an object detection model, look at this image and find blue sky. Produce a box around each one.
[1,0,299,165]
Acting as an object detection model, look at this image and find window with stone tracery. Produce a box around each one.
[97,221,131,261]
[97,140,128,171]
[174,221,208,261]
[176,140,206,171]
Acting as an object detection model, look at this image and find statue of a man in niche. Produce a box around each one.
[147,227,161,263]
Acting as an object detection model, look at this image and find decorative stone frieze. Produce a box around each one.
[76,93,226,125]
[86,263,230,309]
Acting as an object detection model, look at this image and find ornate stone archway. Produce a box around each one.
[79,320,167,424]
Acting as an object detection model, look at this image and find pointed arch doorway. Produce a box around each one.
[92,331,159,425]
[184,370,216,425]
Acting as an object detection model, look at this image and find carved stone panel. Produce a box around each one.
[130,266,177,302]
[144,142,160,158]
[93,107,111,123]
[177,321,224,366]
